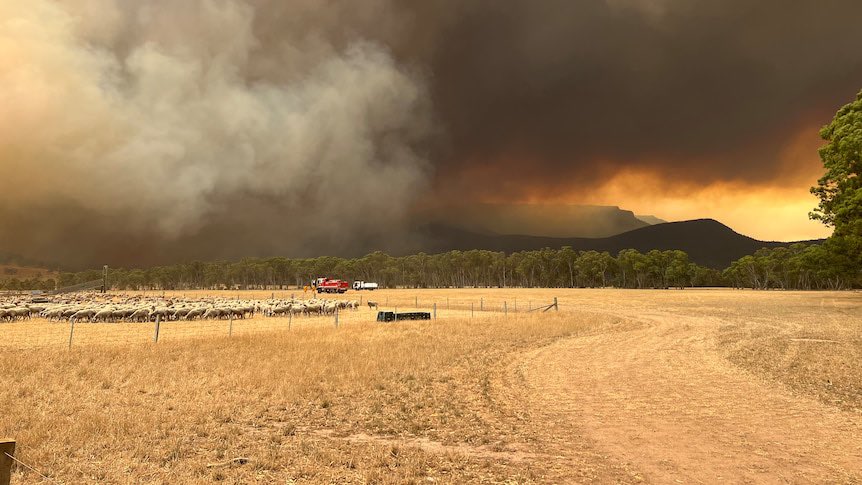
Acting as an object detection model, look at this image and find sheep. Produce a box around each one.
[10,308,33,320]
[113,309,133,320]
[172,308,191,320]
[288,304,305,316]
[61,308,79,319]
[322,302,338,315]
[185,308,206,320]
[43,309,64,321]
[150,307,172,321]
[272,305,291,316]
[202,308,222,320]
[93,309,115,323]
[304,302,323,316]
[71,309,96,322]
[127,308,151,322]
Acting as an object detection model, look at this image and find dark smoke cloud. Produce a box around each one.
[1,0,860,267]
[417,0,862,192]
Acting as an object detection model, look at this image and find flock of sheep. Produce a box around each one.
[0,294,363,323]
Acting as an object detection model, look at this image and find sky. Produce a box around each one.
[2,0,861,267]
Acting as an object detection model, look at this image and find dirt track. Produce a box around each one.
[513,307,862,483]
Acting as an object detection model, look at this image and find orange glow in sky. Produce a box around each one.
[504,122,834,242]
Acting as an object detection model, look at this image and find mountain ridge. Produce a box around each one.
[415,218,822,269]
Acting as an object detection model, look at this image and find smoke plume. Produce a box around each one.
[2,0,861,267]
[1,0,433,267]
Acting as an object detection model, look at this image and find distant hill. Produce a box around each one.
[420,203,652,238]
[635,214,667,225]
[0,251,60,278]
[416,219,822,269]
[0,264,58,281]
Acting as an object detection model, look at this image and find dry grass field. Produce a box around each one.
[1,288,861,483]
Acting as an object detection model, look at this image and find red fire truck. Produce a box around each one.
[312,277,349,294]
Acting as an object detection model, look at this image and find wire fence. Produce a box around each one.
[0,296,559,484]
[0,297,558,351]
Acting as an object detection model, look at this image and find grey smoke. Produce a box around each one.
[2,0,861,267]
[1,0,433,267]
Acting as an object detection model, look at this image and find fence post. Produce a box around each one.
[480,298,483,311]
[0,439,14,485]
[394,307,398,322]
[153,314,161,343]
[68,317,76,350]
[415,296,418,308]
[447,297,449,310]
[554,297,559,311]
[288,311,292,330]
[514,298,517,312]
[229,313,234,337]
[504,301,507,318]
[335,307,339,328]
[433,302,437,320]
[471,302,474,318]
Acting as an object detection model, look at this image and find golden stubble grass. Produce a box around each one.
[1,288,860,483]
[1,305,621,484]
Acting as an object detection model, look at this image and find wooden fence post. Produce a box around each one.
[433,302,437,320]
[229,314,234,337]
[480,298,483,311]
[334,307,339,328]
[394,307,397,322]
[554,297,559,311]
[415,296,418,308]
[153,315,161,343]
[0,439,14,485]
[288,311,292,331]
[68,317,76,350]
[471,302,474,318]
[504,301,507,317]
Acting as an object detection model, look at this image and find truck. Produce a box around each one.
[352,280,379,291]
[312,277,349,294]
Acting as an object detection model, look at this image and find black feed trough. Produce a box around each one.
[377,311,431,322]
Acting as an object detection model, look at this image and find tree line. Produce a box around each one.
[0,241,850,292]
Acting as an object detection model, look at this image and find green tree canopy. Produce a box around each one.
[811,89,862,236]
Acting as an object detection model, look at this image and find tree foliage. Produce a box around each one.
[21,248,724,291]
[4,242,856,292]
[811,89,862,236]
